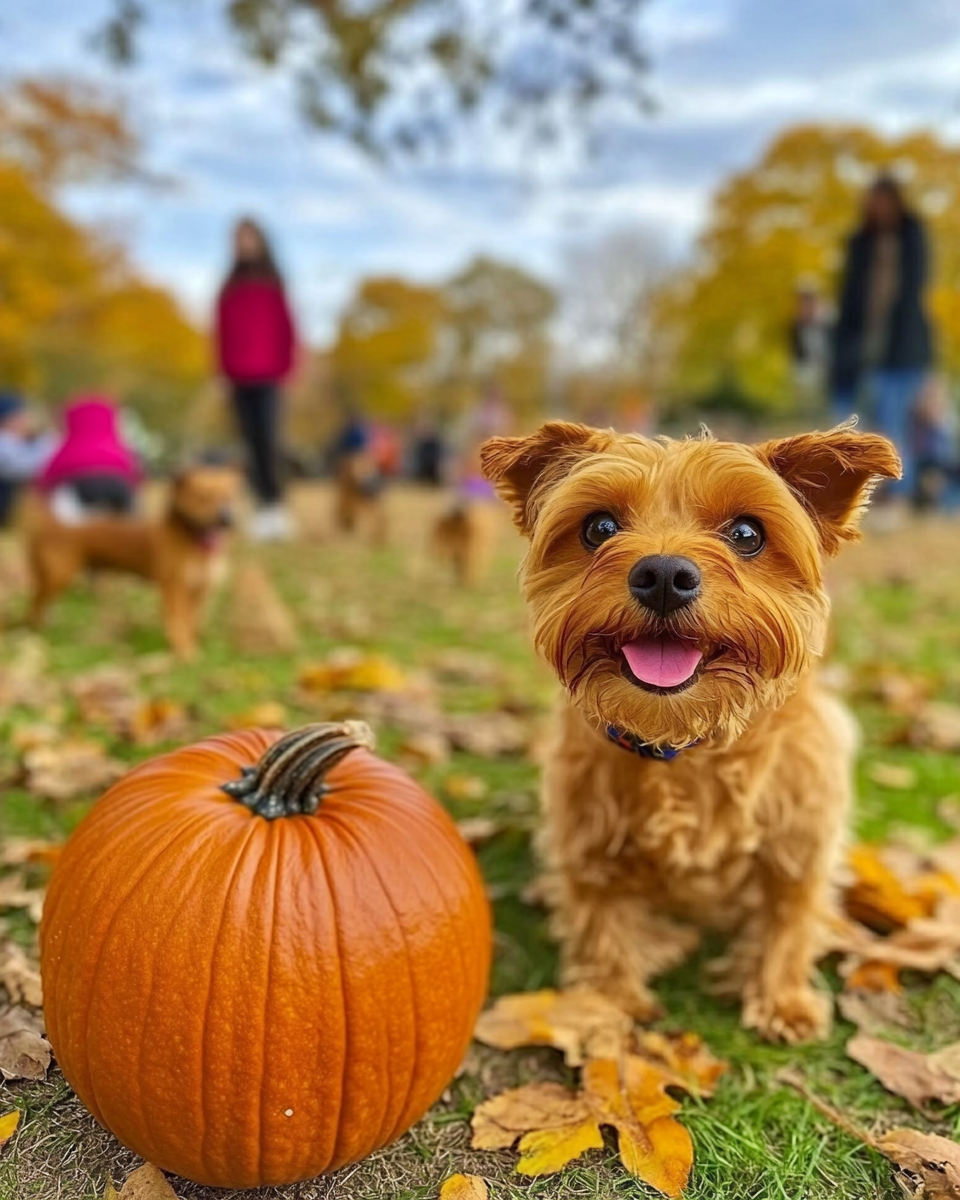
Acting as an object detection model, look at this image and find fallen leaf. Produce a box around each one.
[113,1164,181,1198]
[444,775,489,802]
[70,665,140,729]
[0,1004,50,1081]
[587,1056,693,1198]
[0,838,62,868]
[874,1128,960,1199]
[0,871,44,923]
[837,984,917,1035]
[438,1173,488,1200]
[833,896,960,978]
[0,943,43,1007]
[633,1030,728,1098]
[227,702,289,730]
[868,763,918,791]
[129,698,190,746]
[398,731,451,767]
[474,988,634,1067]
[845,960,903,993]
[431,650,502,686]
[446,712,529,757]
[299,650,406,694]
[910,703,960,752]
[843,844,958,933]
[456,817,503,847]
[23,739,125,801]
[0,1109,19,1150]
[847,1032,960,1112]
[471,1082,596,1152]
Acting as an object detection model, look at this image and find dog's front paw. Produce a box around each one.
[742,985,832,1044]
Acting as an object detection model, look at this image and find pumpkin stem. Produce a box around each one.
[221,721,376,819]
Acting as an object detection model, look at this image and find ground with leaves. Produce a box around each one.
[1,483,960,1200]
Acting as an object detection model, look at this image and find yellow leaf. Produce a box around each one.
[515,1118,604,1175]
[617,1114,694,1199]
[634,1030,728,1097]
[299,652,406,694]
[474,987,634,1066]
[227,701,288,730]
[438,1173,488,1200]
[0,1109,20,1149]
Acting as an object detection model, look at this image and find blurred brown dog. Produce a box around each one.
[432,502,497,587]
[482,421,900,1042]
[334,450,387,545]
[26,466,239,660]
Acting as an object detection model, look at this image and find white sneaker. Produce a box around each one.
[250,504,296,542]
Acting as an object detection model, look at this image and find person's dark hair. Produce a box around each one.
[861,172,912,232]
[223,217,283,291]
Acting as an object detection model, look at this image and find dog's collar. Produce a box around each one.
[606,725,700,760]
[171,509,225,552]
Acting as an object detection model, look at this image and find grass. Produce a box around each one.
[1,482,960,1200]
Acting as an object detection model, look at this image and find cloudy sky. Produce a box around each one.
[4,0,960,341]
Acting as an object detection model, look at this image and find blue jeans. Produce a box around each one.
[832,368,926,498]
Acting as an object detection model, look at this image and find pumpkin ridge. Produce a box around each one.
[196,817,262,1183]
[60,806,217,1130]
[122,814,239,1164]
[252,817,284,1184]
[305,817,354,1172]
[370,808,481,1135]
[322,814,419,1151]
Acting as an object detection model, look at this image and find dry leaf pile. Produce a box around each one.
[470,989,726,1197]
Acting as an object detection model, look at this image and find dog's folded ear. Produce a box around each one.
[757,425,902,554]
[480,422,608,533]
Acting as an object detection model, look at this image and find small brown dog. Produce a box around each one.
[432,501,497,587]
[26,466,239,660]
[334,451,387,545]
[482,421,900,1042]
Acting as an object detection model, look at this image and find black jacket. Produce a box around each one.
[831,213,933,392]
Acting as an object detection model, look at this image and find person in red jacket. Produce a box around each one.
[215,217,298,540]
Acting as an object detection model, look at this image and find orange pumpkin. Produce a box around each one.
[40,722,491,1188]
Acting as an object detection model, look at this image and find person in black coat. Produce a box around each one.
[831,174,933,501]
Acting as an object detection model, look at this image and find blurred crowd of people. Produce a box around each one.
[1,177,955,536]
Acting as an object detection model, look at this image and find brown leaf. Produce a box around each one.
[113,1164,181,1198]
[23,739,125,801]
[397,731,451,768]
[0,837,62,869]
[471,1082,595,1151]
[70,665,140,729]
[0,1109,20,1151]
[474,987,634,1067]
[0,871,44,923]
[875,1128,960,1199]
[847,1032,960,1112]
[843,844,958,933]
[129,698,190,746]
[837,987,917,1035]
[446,712,529,757]
[0,942,43,1007]
[0,1004,50,1081]
[439,1175,488,1200]
[456,817,503,847]
[910,703,960,752]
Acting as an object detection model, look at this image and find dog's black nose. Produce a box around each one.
[629,555,701,615]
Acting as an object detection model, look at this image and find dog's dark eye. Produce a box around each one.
[726,516,765,557]
[581,512,620,549]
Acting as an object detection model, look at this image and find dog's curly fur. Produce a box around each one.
[481,421,900,1042]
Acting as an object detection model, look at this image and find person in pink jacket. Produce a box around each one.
[215,218,298,541]
[38,395,141,524]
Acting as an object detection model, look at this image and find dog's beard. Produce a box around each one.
[530,568,828,749]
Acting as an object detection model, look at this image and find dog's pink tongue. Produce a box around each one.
[622,636,703,688]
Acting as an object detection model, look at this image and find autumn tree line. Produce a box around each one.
[3,77,959,446]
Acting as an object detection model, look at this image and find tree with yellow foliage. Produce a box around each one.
[654,124,960,413]
[0,78,205,436]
